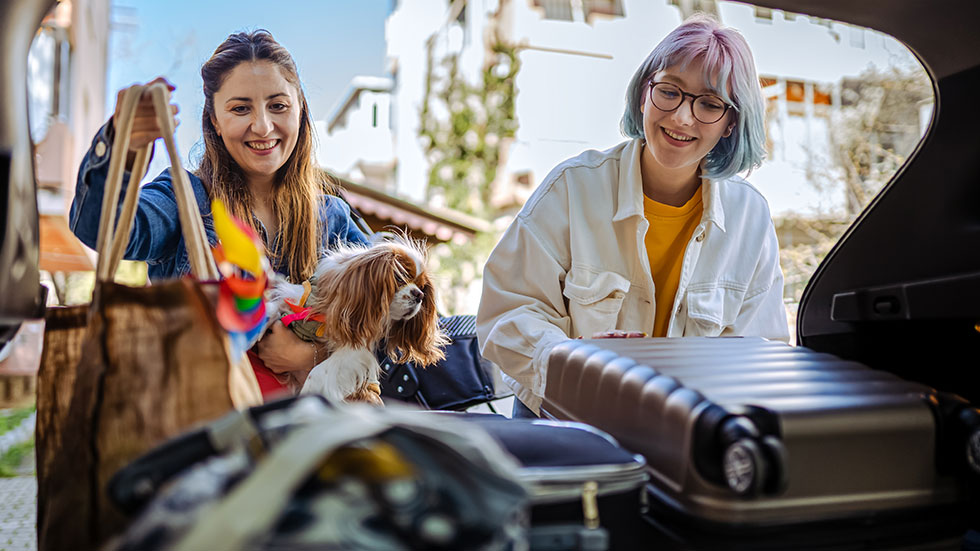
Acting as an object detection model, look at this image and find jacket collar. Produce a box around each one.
[613,138,726,232]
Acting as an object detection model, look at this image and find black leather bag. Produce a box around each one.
[329,199,508,411]
[378,315,511,410]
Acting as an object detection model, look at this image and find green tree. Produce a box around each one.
[781,65,931,303]
[830,66,931,217]
[418,36,520,313]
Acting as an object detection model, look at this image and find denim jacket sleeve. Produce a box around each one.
[320,194,370,250]
[69,121,186,264]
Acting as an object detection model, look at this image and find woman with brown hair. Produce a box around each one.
[70,30,368,381]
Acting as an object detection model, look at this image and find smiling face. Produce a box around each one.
[641,58,735,182]
[210,60,301,188]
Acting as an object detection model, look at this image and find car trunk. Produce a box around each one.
[755,0,980,406]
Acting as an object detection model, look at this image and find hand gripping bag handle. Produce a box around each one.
[96,82,218,282]
[92,83,259,409]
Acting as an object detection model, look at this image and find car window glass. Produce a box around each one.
[726,4,932,338]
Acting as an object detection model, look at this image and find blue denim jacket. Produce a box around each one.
[69,122,370,282]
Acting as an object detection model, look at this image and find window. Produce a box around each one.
[531,0,623,22]
[28,20,71,144]
[584,0,624,18]
[848,25,865,48]
[532,0,574,21]
[754,6,773,21]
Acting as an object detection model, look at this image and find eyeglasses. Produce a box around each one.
[647,81,734,124]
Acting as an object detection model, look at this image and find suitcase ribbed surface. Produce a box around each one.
[542,337,967,526]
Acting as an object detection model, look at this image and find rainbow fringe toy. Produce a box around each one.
[211,199,272,357]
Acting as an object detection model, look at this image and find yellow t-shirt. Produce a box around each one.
[643,190,704,337]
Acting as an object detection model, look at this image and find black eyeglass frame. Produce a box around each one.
[647,80,736,124]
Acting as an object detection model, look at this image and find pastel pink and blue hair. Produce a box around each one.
[621,15,766,181]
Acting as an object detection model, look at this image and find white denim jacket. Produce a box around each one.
[477,139,789,413]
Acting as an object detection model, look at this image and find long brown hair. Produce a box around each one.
[197,29,326,282]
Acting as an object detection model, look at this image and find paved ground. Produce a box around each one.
[0,451,36,551]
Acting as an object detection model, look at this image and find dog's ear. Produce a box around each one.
[386,277,448,366]
[315,247,397,348]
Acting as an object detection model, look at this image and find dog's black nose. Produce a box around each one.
[410,288,424,302]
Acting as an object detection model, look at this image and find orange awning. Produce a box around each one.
[39,214,95,272]
[334,179,489,245]
[343,192,465,243]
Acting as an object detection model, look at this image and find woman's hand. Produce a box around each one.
[585,330,647,339]
[111,76,179,168]
[255,321,319,377]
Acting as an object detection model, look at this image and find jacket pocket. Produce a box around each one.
[684,286,744,336]
[563,269,630,338]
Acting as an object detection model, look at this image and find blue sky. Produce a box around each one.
[108,0,393,176]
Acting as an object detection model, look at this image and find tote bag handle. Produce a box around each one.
[95,83,218,282]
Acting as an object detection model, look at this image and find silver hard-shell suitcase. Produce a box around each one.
[540,337,980,549]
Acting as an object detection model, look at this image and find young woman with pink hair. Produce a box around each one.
[478,15,789,417]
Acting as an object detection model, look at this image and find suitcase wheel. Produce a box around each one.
[719,417,788,498]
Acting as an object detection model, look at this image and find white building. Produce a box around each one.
[322,0,923,217]
[316,0,929,313]
[317,76,396,191]
[30,0,112,276]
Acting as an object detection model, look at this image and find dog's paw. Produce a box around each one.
[300,347,380,403]
[344,383,384,406]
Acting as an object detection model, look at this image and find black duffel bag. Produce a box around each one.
[378,314,511,411]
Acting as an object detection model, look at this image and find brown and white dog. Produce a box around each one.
[267,235,448,404]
